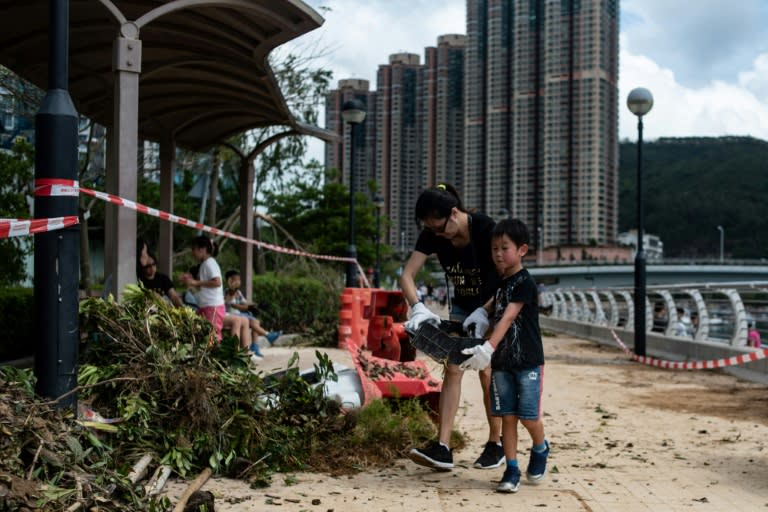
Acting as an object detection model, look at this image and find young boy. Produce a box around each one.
[460,218,549,493]
[224,270,281,352]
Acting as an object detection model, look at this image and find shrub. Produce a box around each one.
[252,272,342,346]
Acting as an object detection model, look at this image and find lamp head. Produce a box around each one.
[374,192,385,209]
[342,99,367,124]
[627,87,654,117]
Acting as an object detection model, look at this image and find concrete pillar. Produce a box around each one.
[104,24,141,298]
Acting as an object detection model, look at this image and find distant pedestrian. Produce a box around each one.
[460,218,549,494]
[747,320,762,349]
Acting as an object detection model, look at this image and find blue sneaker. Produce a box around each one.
[249,342,263,357]
[266,331,281,345]
[496,465,520,493]
[526,440,550,483]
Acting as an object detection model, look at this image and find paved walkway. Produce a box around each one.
[164,334,768,511]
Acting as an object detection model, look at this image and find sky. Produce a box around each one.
[288,0,768,145]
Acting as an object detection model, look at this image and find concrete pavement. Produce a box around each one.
[164,334,768,511]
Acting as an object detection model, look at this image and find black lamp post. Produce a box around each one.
[34,0,80,409]
[373,192,384,288]
[627,87,653,356]
[342,99,366,287]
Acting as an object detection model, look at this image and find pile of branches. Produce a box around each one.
[78,285,348,478]
[0,285,439,510]
[0,368,162,511]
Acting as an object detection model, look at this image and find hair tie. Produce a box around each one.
[437,183,446,190]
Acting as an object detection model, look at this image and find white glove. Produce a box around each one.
[405,302,441,332]
[460,341,494,371]
[462,307,490,338]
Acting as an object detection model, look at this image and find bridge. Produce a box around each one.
[529,262,768,288]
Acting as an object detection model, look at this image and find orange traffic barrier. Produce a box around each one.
[338,287,442,406]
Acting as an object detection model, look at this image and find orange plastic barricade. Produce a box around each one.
[338,287,442,407]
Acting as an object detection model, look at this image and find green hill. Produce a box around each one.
[618,136,768,259]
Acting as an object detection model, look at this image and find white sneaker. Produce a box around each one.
[249,353,263,365]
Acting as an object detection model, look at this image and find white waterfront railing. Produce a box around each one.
[540,281,768,347]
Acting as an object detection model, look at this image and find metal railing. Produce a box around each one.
[540,281,768,347]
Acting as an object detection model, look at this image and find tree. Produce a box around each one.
[212,44,334,273]
[0,138,34,285]
[262,165,386,273]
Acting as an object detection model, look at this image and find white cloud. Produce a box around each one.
[294,1,768,144]
[621,0,768,87]
[619,44,768,141]
[739,53,768,100]
[298,0,465,87]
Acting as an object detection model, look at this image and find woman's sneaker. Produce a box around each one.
[473,440,505,469]
[526,440,550,483]
[408,440,453,470]
[266,331,282,345]
[496,465,520,493]
[249,342,264,357]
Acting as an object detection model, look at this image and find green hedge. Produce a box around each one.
[251,274,341,346]
[0,287,34,361]
[0,274,343,361]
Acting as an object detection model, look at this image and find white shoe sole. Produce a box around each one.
[496,482,520,493]
[474,457,505,469]
[408,449,454,470]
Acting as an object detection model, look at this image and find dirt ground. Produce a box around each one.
[162,334,768,512]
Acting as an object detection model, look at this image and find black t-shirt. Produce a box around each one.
[414,212,500,312]
[490,268,544,371]
[139,272,175,298]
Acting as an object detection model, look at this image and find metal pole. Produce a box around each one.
[633,116,646,356]
[34,0,80,409]
[374,206,381,288]
[345,122,357,287]
[717,225,724,263]
[537,226,543,266]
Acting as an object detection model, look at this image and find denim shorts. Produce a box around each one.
[490,366,544,420]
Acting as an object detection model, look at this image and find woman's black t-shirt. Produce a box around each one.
[414,212,500,312]
[139,272,175,298]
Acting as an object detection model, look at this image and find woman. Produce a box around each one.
[138,253,183,307]
[401,183,503,471]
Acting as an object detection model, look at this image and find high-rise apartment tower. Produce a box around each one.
[424,34,467,190]
[325,79,376,197]
[464,0,619,249]
[375,53,426,252]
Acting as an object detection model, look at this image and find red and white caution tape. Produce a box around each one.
[33,178,356,263]
[0,216,79,239]
[34,178,80,197]
[609,328,767,369]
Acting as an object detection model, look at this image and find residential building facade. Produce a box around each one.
[325,79,377,197]
[464,0,619,250]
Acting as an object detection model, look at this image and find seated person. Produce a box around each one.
[224,270,281,350]
[139,254,183,307]
[185,264,262,361]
